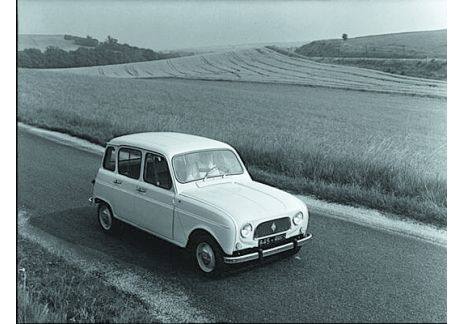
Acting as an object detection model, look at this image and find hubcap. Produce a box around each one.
[196,242,216,273]
[99,206,112,230]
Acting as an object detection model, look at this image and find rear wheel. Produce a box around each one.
[97,203,120,234]
[191,235,225,277]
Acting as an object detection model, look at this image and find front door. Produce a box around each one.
[133,152,175,239]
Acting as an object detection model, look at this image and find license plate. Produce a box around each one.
[259,233,286,247]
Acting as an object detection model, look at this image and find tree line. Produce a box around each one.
[18,36,188,68]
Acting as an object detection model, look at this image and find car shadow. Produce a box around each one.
[28,206,296,280]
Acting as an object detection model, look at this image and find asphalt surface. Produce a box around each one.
[18,129,446,322]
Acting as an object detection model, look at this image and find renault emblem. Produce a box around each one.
[271,222,276,232]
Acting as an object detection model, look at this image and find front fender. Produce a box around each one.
[174,196,237,255]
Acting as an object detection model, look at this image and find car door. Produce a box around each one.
[95,145,119,207]
[110,147,143,223]
[133,151,175,239]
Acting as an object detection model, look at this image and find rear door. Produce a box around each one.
[94,145,118,207]
[111,147,143,223]
[133,151,175,239]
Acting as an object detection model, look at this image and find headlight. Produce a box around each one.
[293,212,303,225]
[240,223,253,238]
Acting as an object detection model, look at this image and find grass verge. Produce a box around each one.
[17,237,156,323]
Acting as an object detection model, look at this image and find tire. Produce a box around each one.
[97,203,120,234]
[191,234,225,277]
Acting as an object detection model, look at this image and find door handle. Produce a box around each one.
[136,187,146,193]
[113,179,122,184]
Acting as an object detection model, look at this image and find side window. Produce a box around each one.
[103,146,116,171]
[144,153,173,190]
[118,148,142,179]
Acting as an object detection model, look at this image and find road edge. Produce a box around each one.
[17,209,213,322]
[18,122,446,247]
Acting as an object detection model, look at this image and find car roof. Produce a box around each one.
[107,132,232,158]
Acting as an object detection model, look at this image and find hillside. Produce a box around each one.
[295,30,446,58]
[48,47,446,98]
[294,30,447,80]
[18,34,89,51]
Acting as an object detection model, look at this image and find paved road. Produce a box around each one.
[18,129,446,322]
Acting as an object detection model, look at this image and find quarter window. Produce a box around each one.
[144,153,173,190]
[118,148,142,179]
[103,146,116,171]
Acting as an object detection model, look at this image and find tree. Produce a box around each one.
[342,33,348,41]
[72,47,97,66]
[18,48,45,67]
[43,46,72,68]
[106,36,118,45]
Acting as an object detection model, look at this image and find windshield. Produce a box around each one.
[172,149,244,183]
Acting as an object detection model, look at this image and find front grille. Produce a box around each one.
[254,217,291,239]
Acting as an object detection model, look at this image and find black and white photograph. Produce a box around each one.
[10,0,459,322]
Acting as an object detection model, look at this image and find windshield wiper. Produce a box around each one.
[203,166,218,181]
[221,169,231,178]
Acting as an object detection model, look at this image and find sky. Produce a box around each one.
[18,0,447,50]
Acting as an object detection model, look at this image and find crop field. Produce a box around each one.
[18,68,446,226]
[51,47,446,98]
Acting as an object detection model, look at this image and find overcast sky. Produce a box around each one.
[18,0,447,50]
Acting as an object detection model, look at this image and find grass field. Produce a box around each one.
[18,69,446,226]
[17,237,155,323]
[49,47,446,98]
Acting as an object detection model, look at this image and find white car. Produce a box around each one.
[90,132,312,275]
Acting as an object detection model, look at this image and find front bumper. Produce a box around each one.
[223,233,313,264]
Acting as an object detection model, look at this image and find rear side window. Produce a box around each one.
[144,153,173,190]
[118,148,142,179]
[103,147,116,171]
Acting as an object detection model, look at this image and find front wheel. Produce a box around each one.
[192,235,225,277]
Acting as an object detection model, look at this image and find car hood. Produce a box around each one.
[180,180,304,224]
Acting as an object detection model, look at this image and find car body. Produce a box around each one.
[90,132,312,275]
